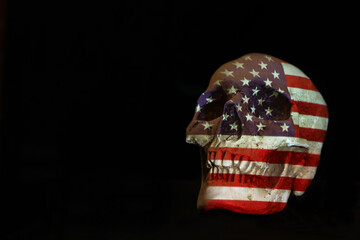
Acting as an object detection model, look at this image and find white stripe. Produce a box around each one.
[204,186,290,202]
[293,191,305,196]
[211,161,317,179]
[297,114,328,130]
[288,87,326,105]
[205,135,323,154]
[282,62,309,78]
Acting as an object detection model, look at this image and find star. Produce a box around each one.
[229,122,238,131]
[272,70,280,79]
[206,96,214,103]
[240,77,250,86]
[196,104,201,112]
[249,69,260,77]
[264,78,272,87]
[245,113,253,121]
[256,122,266,131]
[265,107,273,116]
[264,55,274,62]
[258,97,264,105]
[280,123,289,132]
[232,61,244,69]
[236,104,242,112]
[244,56,252,61]
[202,122,213,130]
[214,79,223,86]
[242,95,249,104]
[227,86,237,95]
[221,69,234,77]
[277,88,284,93]
[270,91,279,98]
[250,105,256,113]
[258,61,268,69]
[252,87,260,95]
[222,112,229,121]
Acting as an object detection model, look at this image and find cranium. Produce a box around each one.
[186,53,328,214]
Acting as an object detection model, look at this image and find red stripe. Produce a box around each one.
[286,75,319,91]
[292,100,329,117]
[294,178,313,192]
[208,174,312,191]
[208,148,320,166]
[294,125,327,142]
[204,199,287,214]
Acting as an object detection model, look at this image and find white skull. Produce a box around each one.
[186,53,328,214]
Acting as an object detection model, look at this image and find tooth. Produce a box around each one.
[223,167,229,182]
[228,167,234,182]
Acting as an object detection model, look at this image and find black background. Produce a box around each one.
[1,1,359,239]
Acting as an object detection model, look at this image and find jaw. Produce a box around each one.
[197,147,295,215]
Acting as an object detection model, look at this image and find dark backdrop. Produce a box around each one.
[1,1,358,239]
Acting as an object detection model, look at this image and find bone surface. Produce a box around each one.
[186,53,329,215]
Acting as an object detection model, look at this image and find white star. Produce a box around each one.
[214,79,223,86]
[222,112,229,121]
[229,122,238,131]
[249,69,260,77]
[264,78,272,87]
[252,87,260,95]
[270,91,279,98]
[202,122,213,130]
[280,123,289,132]
[232,61,244,69]
[250,105,256,113]
[240,77,250,86]
[264,55,274,62]
[206,96,214,103]
[265,107,273,116]
[258,115,263,119]
[272,70,280,79]
[258,97,264,106]
[227,86,237,95]
[278,88,284,93]
[196,104,201,113]
[244,56,252,61]
[242,95,249,104]
[245,113,253,121]
[256,122,266,131]
[221,69,234,77]
[258,61,268,69]
[236,104,242,112]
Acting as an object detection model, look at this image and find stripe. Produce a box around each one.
[208,162,317,179]
[204,186,290,202]
[288,87,326,105]
[204,135,323,154]
[295,126,327,142]
[208,147,320,166]
[282,62,309,78]
[204,199,287,215]
[208,174,313,191]
[293,191,305,196]
[298,114,328,130]
[286,75,318,91]
[292,101,329,118]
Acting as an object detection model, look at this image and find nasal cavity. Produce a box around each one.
[219,103,243,136]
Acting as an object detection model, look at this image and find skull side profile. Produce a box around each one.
[186,53,329,215]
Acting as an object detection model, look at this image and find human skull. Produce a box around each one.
[186,53,328,214]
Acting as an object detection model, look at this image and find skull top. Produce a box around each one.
[186,53,328,215]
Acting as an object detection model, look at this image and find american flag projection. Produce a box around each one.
[186,53,328,215]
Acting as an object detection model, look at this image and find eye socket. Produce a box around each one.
[247,88,291,120]
[197,87,228,121]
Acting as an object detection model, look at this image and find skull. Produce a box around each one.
[186,53,328,215]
